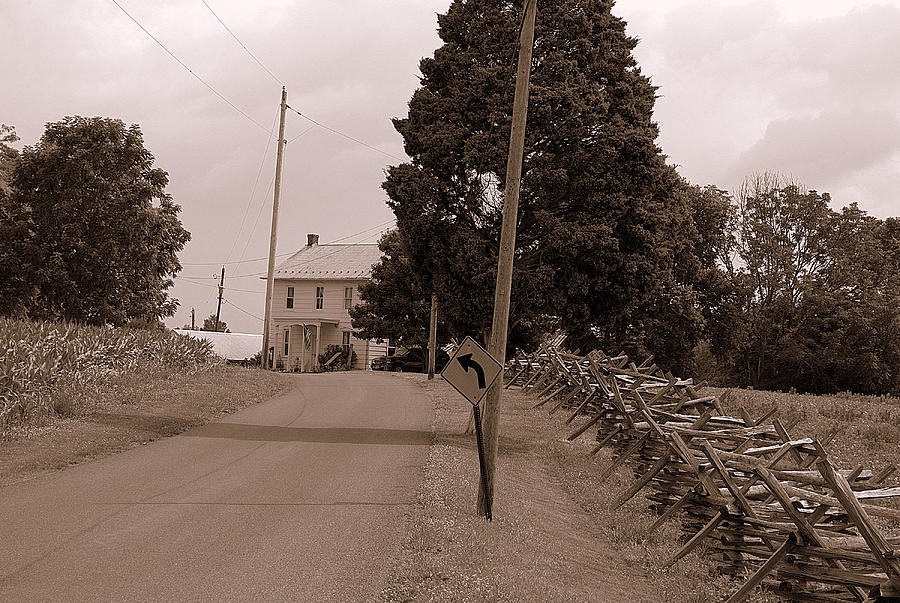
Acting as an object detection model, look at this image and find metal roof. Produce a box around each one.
[273,244,381,280]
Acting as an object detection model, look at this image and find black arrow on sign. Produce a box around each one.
[457,353,486,389]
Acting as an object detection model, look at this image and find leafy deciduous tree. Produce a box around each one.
[1,116,190,326]
[202,314,228,333]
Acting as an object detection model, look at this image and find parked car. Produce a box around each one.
[370,347,450,373]
[370,354,387,371]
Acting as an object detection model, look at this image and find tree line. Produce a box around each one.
[350,0,900,395]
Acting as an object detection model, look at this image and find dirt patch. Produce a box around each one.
[381,374,733,602]
[0,365,292,488]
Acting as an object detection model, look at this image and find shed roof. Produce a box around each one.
[273,244,381,280]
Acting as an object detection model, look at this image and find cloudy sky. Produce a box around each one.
[3,0,899,333]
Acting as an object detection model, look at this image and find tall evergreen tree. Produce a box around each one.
[359,0,703,368]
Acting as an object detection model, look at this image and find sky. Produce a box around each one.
[3,0,899,334]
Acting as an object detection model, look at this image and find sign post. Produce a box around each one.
[441,336,503,520]
[470,403,492,520]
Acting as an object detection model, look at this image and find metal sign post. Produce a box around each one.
[471,403,492,520]
[441,336,503,520]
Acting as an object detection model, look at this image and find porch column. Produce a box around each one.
[299,324,306,373]
[314,323,321,369]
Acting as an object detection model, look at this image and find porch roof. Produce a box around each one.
[283,318,341,327]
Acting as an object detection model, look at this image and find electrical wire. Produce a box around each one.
[181,219,395,279]
[249,219,396,276]
[179,277,262,295]
[285,105,405,163]
[224,299,263,321]
[287,124,317,144]
[224,220,396,279]
[224,106,280,264]
[199,0,283,86]
[109,0,269,132]
[181,251,293,267]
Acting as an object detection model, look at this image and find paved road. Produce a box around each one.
[0,372,432,602]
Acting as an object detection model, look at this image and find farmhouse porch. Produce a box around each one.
[281,319,341,372]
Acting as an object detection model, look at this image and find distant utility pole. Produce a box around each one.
[191,307,196,330]
[261,86,288,368]
[478,0,537,518]
[427,293,438,380]
[214,265,225,332]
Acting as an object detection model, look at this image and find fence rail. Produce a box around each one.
[504,344,900,601]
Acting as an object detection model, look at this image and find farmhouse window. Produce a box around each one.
[342,331,351,347]
[286,286,294,309]
[343,287,353,309]
[315,286,324,309]
[283,329,289,356]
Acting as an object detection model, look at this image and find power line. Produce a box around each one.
[236,162,277,263]
[224,299,263,321]
[109,0,269,132]
[179,277,263,295]
[181,251,292,267]
[287,124,317,144]
[224,106,280,264]
[182,219,395,279]
[285,105,406,163]
[226,221,396,279]
[199,0,283,87]
[257,219,396,275]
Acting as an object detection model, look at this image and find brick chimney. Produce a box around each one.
[307,233,319,246]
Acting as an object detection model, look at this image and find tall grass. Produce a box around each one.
[1,317,220,435]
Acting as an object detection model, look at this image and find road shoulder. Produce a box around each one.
[380,373,734,602]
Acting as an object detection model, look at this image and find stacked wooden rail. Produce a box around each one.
[504,346,900,602]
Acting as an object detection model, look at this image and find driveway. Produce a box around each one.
[0,372,432,601]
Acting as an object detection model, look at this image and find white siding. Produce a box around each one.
[270,277,374,369]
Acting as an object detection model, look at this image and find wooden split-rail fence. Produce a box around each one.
[504,345,900,602]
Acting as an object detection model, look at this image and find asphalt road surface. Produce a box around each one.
[0,372,432,602]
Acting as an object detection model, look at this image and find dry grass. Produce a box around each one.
[718,387,900,472]
[381,375,743,602]
[382,377,900,601]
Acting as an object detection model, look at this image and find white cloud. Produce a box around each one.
[619,1,900,211]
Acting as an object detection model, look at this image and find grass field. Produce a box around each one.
[719,387,900,473]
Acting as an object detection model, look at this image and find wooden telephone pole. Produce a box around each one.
[478,0,537,517]
[261,87,288,368]
[427,293,438,380]
[214,265,225,332]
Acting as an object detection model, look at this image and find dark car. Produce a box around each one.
[370,353,390,371]
[371,347,450,373]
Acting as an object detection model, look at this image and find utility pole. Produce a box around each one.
[427,292,438,380]
[478,0,537,518]
[214,265,225,332]
[191,308,195,330]
[261,86,288,368]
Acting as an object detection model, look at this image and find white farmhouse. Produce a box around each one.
[267,233,386,371]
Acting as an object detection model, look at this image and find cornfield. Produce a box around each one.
[0,317,220,434]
